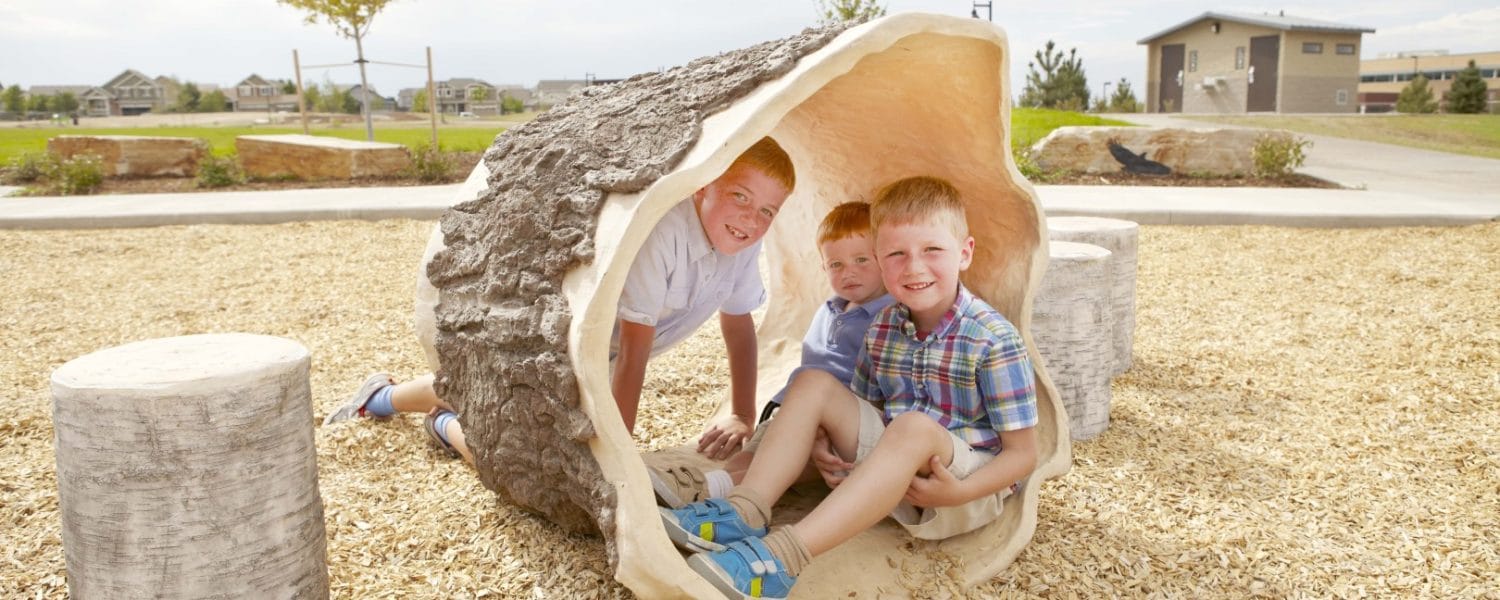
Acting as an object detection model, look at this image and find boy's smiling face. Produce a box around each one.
[875,216,974,333]
[820,234,885,307]
[693,163,789,256]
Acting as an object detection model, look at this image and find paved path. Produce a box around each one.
[1109,113,1500,213]
[1,181,1492,230]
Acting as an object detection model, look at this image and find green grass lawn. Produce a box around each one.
[2,108,1125,165]
[1011,107,1134,147]
[1184,114,1500,160]
[0,125,506,162]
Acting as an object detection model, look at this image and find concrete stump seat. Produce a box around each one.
[50,333,329,599]
[237,134,410,180]
[1032,241,1115,440]
[48,135,208,177]
[1047,216,1139,375]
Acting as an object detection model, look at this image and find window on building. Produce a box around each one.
[1235,47,1246,70]
[1336,43,1356,55]
[260,86,273,96]
[1335,89,1348,105]
[1189,50,1198,72]
[1303,42,1323,54]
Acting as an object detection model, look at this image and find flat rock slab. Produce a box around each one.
[237,134,410,180]
[1032,126,1293,176]
[48,135,208,177]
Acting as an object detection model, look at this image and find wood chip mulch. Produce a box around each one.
[2,220,1495,598]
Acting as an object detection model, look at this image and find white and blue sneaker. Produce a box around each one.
[659,498,767,553]
[687,537,797,599]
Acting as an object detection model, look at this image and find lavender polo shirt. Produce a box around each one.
[769,293,896,405]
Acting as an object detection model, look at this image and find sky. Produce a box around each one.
[1,0,1496,103]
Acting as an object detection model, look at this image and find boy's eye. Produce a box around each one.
[925,246,944,253]
[760,207,775,218]
[827,261,842,269]
[733,192,748,204]
[854,256,869,264]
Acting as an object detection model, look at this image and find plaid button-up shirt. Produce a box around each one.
[851,285,1037,453]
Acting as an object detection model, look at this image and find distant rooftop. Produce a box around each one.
[1139,11,1375,44]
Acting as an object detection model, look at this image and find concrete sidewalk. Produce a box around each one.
[1,182,1494,230]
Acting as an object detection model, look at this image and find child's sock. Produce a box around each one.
[705,469,734,499]
[362,384,397,418]
[761,526,812,576]
[726,487,771,530]
[431,410,458,446]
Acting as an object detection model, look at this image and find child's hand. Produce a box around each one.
[696,414,752,460]
[904,456,971,508]
[811,427,854,488]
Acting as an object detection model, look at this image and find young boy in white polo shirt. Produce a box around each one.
[326,137,796,463]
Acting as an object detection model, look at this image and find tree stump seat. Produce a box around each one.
[1047,216,1139,376]
[1032,241,1115,440]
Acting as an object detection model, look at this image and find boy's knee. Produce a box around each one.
[782,370,851,408]
[885,411,949,445]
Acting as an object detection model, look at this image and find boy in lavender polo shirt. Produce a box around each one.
[649,201,893,508]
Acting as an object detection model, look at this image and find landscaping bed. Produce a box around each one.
[1044,171,1340,188]
[3,220,1494,597]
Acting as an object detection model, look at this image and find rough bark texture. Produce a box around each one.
[425,24,849,561]
[1048,216,1139,375]
[1032,241,1114,440]
[50,334,328,599]
[47,135,208,177]
[237,134,411,180]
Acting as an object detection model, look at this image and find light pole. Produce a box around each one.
[971,1,992,21]
[1102,81,1112,111]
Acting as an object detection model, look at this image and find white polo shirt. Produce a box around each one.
[610,198,766,358]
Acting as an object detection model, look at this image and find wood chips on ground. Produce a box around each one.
[1,220,1496,599]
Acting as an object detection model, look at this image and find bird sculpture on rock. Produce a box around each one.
[1107,138,1171,176]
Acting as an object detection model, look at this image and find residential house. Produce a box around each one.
[233,74,299,112]
[1139,11,1373,113]
[496,85,534,112]
[428,78,497,115]
[343,84,396,112]
[24,85,92,114]
[534,79,588,109]
[100,69,167,115]
[1359,50,1500,113]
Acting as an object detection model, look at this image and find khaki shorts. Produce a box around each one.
[850,400,1014,540]
[742,412,774,454]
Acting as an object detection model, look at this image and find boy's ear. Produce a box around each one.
[958,236,976,270]
[692,186,706,204]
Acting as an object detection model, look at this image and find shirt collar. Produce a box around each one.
[896,284,971,341]
[826,293,895,317]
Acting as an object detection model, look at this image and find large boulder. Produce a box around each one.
[48,135,208,177]
[236,134,410,180]
[1031,126,1295,175]
[422,13,1070,598]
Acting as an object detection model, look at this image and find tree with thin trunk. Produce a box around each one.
[1019,40,1090,110]
[276,0,397,140]
[816,0,885,25]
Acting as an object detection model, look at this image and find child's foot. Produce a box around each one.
[659,498,767,553]
[423,409,461,459]
[648,465,709,509]
[686,537,797,600]
[324,373,395,425]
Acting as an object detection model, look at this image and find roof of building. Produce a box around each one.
[27,85,93,96]
[1139,11,1375,44]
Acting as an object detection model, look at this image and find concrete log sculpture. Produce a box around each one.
[1032,241,1115,440]
[420,14,1070,597]
[50,333,328,599]
[1047,216,1139,375]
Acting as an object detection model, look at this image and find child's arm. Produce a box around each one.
[904,427,1037,508]
[612,320,655,433]
[697,311,757,459]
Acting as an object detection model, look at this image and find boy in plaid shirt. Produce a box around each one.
[660,176,1038,599]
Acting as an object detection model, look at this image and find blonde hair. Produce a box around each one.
[816,201,873,246]
[729,137,796,194]
[869,176,968,240]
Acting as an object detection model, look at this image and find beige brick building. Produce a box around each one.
[1139,12,1373,114]
[1359,50,1500,113]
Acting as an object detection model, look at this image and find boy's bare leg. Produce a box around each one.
[793,412,954,556]
[440,416,475,464]
[737,371,863,508]
[389,374,454,413]
[724,451,818,487]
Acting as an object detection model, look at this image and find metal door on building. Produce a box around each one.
[1158,44,1184,113]
[1247,35,1280,112]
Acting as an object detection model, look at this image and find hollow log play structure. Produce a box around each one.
[50,334,328,599]
[417,13,1072,598]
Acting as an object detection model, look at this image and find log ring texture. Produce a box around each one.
[417,14,1071,597]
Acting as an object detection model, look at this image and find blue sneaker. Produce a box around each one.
[659,498,767,553]
[687,537,797,599]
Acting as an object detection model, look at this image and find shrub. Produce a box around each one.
[1251,133,1311,178]
[406,143,454,183]
[52,154,105,195]
[1396,75,1438,114]
[1011,140,1050,182]
[196,154,243,188]
[3,152,52,184]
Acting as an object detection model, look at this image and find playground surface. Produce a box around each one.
[2,219,1495,597]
